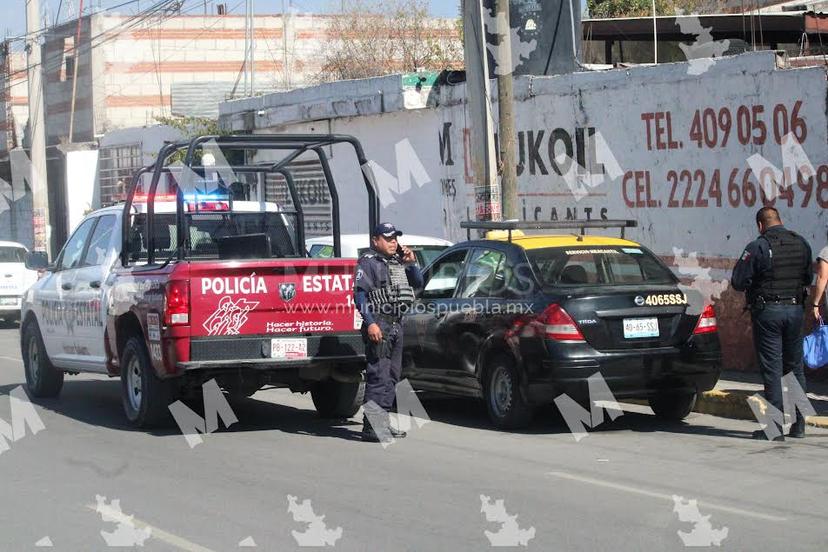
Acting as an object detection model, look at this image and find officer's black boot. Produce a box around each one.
[788,414,806,438]
[361,412,395,443]
[388,423,407,439]
[361,416,381,442]
[752,424,785,442]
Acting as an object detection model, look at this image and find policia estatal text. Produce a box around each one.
[732,207,812,441]
[354,223,424,442]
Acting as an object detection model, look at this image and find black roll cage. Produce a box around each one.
[120,134,380,267]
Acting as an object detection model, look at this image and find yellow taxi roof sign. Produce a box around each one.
[506,234,641,249]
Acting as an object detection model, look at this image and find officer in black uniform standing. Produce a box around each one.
[732,207,812,441]
[354,223,424,442]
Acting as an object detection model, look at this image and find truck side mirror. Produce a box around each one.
[24,251,49,271]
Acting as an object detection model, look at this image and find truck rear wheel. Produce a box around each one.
[311,379,365,418]
[120,337,173,428]
[23,321,63,398]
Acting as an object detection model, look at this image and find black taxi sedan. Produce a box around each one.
[401,221,722,429]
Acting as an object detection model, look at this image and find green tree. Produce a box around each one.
[316,0,463,82]
[588,0,702,18]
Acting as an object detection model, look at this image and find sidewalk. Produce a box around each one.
[694,371,828,428]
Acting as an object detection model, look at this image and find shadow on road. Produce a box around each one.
[0,379,771,443]
[416,395,752,440]
[0,380,365,441]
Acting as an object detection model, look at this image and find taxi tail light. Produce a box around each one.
[693,304,717,334]
[165,280,190,326]
[538,304,585,342]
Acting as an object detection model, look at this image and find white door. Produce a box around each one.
[69,214,118,366]
[35,217,98,363]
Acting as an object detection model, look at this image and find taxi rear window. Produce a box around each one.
[526,247,676,287]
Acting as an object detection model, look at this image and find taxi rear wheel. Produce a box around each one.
[23,321,63,398]
[649,391,697,421]
[484,356,533,429]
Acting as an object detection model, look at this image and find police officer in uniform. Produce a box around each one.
[732,207,812,441]
[354,223,424,442]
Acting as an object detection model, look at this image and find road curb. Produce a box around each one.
[694,389,828,429]
[629,390,828,428]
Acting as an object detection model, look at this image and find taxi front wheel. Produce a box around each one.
[484,356,533,429]
[649,391,697,421]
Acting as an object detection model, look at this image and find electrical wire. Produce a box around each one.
[105,0,246,100]
[14,0,152,42]
[3,0,184,95]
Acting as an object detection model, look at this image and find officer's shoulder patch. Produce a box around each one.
[355,267,365,282]
[740,250,752,262]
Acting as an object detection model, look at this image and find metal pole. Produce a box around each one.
[496,0,518,220]
[652,0,658,64]
[282,0,288,89]
[25,0,51,255]
[249,0,254,95]
[243,0,249,96]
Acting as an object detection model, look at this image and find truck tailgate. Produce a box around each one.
[187,259,360,337]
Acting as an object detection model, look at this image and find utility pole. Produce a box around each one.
[25,0,51,255]
[495,0,518,220]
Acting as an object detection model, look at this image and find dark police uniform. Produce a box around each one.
[732,225,812,437]
[353,226,423,439]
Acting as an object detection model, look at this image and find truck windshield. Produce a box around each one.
[527,246,676,288]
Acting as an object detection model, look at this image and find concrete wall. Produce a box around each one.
[220,51,828,372]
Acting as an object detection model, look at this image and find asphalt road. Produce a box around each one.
[2,325,827,551]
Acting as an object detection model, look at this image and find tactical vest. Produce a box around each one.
[366,254,415,317]
[752,229,809,302]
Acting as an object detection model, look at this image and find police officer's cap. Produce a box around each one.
[372,222,403,238]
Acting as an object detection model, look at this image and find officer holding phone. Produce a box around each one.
[354,223,423,442]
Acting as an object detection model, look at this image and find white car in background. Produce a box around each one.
[306,234,453,267]
[0,241,39,323]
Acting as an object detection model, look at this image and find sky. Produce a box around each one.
[3,0,462,39]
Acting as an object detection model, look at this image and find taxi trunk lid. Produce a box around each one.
[559,286,697,351]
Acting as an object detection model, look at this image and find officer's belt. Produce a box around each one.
[373,313,402,324]
[754,296,800,305]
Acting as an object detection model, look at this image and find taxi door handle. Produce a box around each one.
[89,280,101,289]
[61,282,73,290]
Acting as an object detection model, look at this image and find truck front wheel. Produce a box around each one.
[311,379,365,418]
[23,321,63,398]
[120,337,172,428]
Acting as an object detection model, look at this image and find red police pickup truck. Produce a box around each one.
[21,135,380,427]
